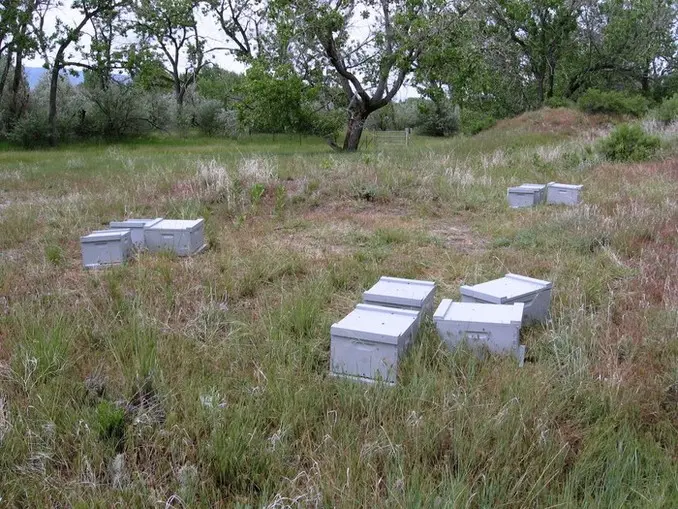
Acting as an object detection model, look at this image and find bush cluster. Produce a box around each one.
[656,94,678,124]
[598,123,661,162]
[577,88,649,117]
[460,109,496,135]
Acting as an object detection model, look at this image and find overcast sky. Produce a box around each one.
[25,4,417,100]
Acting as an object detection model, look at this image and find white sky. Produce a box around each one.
[25,4,417,100]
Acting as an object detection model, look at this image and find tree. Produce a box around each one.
[483,0,583,105]
[268,0,451,151]
[206,0,266,61]
[564,0,678,98]
[196,64,243,108]
[133,0,207,115]
[32,0,129,145]
[236,60,315,133]
[415,6,529,121]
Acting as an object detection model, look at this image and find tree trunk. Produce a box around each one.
[343,109,369,151]
[536,77,544,105]
[48,64,61,146]
[547,61,556,99]
[0,52,11,101]
[9,48,25,124]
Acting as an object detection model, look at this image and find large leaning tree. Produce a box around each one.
[268,0,452,151]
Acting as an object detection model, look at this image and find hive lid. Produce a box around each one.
[331,303,418,344]
[81,229,130,243]
[460,273,552,303]
[434,299,524,325]
[363,276,436,308]
[147,218,204,231]
[548,182,583,190]
[520,183,546,190]
[507,186,538,194]
[110,217,163,229]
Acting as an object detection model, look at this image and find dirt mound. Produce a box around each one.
[492,107,613,135]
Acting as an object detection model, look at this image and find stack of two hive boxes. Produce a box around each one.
[80,218,206,268]
[507,182,583,208]
[330,277,436,384]
[433,273,553,366]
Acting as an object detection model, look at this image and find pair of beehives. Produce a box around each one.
[330,274,552,384]
[80,218,206,268]
[507,182,583,208]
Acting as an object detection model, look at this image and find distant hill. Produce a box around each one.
[25,67,84,89]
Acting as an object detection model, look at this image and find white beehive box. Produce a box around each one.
[547,182,583,205]
[330,303,419,384]
[460,273,553,324]
[80,229,132,268]
[507,185,541,208]
[109,218,163,248]
[144,219,206,256]
[362,276,436,333]
[433,299,525,365]
[521,183,547,203]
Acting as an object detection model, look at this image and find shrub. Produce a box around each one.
[45,244,64,266]
[195,99,225,135]
[96,401,126,449]
[544,96,574,109]
[577,88,649,117]
[86,84,151,139]
[216,109,240,137]
[460,109,496,135]
[656,94,678,124]
[7,112,52,148]
[417,101,459,137]
[598,123,660,162]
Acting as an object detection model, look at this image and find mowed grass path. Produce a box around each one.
[1,111,678,506]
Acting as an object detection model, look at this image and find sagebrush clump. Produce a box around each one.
[657,94,678,124]
[598,124,661,162]
[577,89,649,117]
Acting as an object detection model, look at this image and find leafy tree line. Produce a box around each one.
[1,0,677,150]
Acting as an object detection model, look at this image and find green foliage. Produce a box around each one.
[237,62,316,135]
[195,99,224,136]
[8,112,51,148]
[417,100,459,137]
[577,89,650,117]
[656,94,678,124]
[460,109,496,135]
[45,244,64,266]
[95,400,126,449]
[196,66,243,109]
[249,183,266,206]
[545,96,574,109]
[598,123,660,162]
[85,83,154,139]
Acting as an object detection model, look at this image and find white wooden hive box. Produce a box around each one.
[507,185,541,208]
[459,273,553,324]
[362,276,436,332]
[547,182,583,205]
[330,303,419,384]
[80,229,132,269]
[144,218,206,256]
[520,183,547,203]
[433,299,525,365]
[109,218,163,248]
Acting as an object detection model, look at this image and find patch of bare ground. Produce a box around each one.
[269,200,486,260]
[492,107,613,135]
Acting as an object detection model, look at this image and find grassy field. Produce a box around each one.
[1,108,677,507]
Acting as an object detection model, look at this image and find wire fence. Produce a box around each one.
[361,129,412,150]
